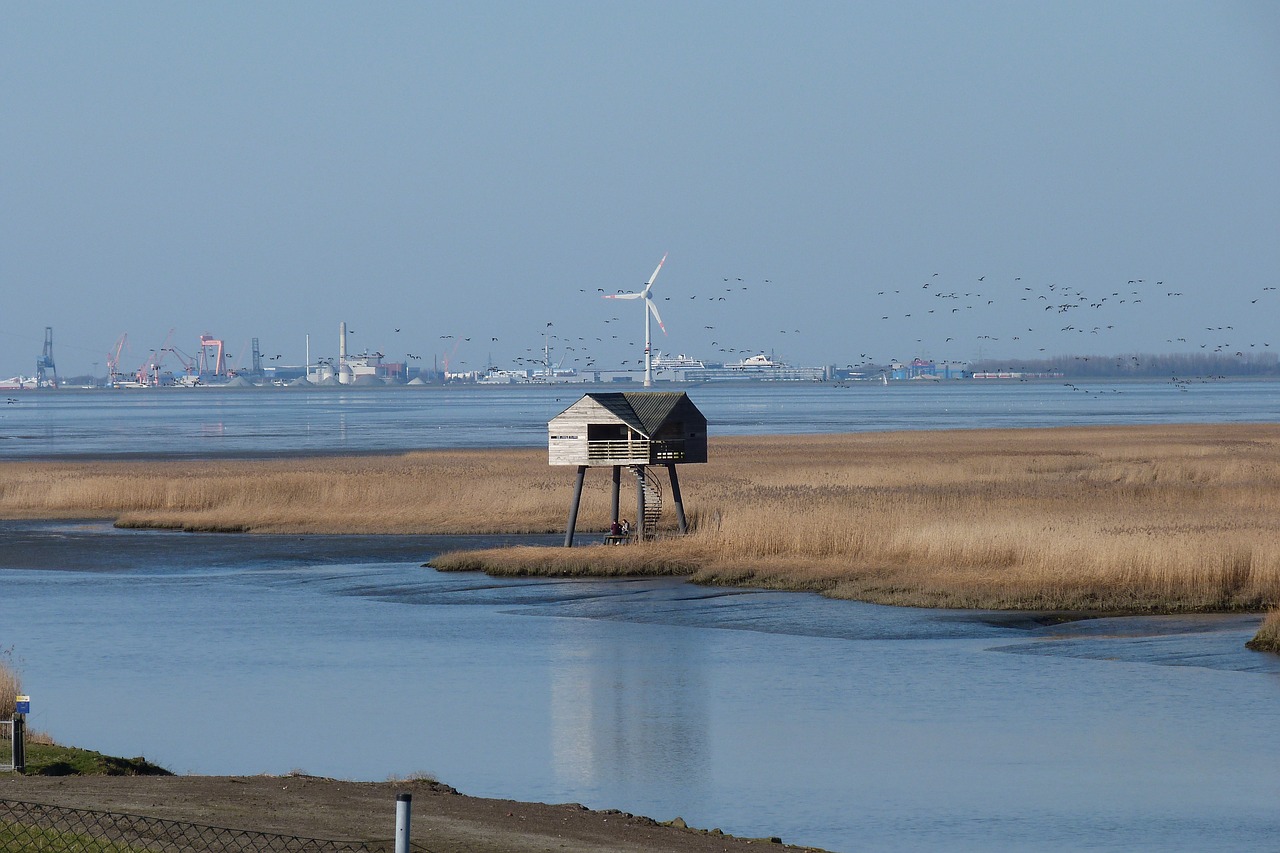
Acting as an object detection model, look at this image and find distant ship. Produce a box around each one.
[653,352,825,382]
[651,352,707,371]
[726,353,781,370]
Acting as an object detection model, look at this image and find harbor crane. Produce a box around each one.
[199,334,228,377]
[106,333,129,386]
[165,346,201,382]
[136,329,175,386]
[35,327,58,388]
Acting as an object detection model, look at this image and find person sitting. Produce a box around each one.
[619,519,632,536]
[609,520,621,537]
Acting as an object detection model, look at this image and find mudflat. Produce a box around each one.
[1,774,823,852]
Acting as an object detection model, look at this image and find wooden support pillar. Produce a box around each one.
[610,466,621,526]
[666,463,687,534]
[564,465,587,547]
[635,465,646,539]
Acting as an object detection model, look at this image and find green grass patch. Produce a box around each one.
[0,821,152,852]
[14,742,172,777]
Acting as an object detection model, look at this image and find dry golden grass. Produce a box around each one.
[1246,609,1280,654]
[4,424,1280,612]
[0,449,576,534]
[1,657,19,720]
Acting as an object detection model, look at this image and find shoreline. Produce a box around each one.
[1,773,828,853]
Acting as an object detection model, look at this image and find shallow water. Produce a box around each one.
[2,379,1278,458]
[3,520,1278,852]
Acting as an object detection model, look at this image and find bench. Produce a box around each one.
[603,534,635,545]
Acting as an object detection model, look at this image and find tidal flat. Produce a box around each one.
[2,423,1278,614]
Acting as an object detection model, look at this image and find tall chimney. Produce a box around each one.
[339,321,347,365]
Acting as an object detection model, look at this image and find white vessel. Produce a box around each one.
[0,376,36,390]
[726,354,781,369]
[651,352,706,370]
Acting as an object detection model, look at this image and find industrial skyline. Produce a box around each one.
[2,4,1276,378]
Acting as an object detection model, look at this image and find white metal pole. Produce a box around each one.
[644,303,652,387]
[394,793,411,853]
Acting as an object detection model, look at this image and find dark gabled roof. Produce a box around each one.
[622,391,690,435]
[583,392,646,434]
[574,391,699,438]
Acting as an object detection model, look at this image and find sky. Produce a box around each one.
[2,1,1278,378]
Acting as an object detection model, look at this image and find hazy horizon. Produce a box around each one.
[3,2,1277,378]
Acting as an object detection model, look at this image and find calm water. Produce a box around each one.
[3,383,1280,851]
[1,379,1278,458]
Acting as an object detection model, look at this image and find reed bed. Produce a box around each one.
[1,657,19,721]
[4,424,1280,612]
[1247,609,1280,653]
[0,450,582,534]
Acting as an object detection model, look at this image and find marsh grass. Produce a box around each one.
[0,449,580,534]
[1246,609,1280,654]
[4,424,1280,611]
[0,657,18,721]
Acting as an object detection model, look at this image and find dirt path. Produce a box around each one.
[1,774,828,853]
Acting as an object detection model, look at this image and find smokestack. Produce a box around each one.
[340,321,347,364]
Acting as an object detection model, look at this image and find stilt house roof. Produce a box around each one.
[578,391,697,438]
[548,391,707,466]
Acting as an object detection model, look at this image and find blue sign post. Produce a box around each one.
[12,696,28,773]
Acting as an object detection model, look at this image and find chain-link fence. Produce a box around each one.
[0,799,390,853]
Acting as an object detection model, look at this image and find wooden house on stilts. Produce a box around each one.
[549,391,707,546]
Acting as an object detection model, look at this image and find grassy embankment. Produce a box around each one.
[2,657,167,851]
[2,424,1279,623]
[3,659,169,777]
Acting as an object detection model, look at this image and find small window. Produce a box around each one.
[588,423,629,441]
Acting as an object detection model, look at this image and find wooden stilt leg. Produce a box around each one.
[667,464,687,534]
[564,465,586,547]
[611,466,621,526]
[635,466,646,540]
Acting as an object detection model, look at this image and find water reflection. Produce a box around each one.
[549,617,708,801]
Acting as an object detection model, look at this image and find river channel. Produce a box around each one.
[3,519,1278,852]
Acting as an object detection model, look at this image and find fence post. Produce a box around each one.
[13,715,25,774]
[394,792,411,853]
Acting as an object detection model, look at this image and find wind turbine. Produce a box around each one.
[604,253,667,387]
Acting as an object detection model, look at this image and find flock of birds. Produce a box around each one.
[860,273,1277,383]
[370,276,807,375]
[280,269,1277,387]
[552,270,1274,384]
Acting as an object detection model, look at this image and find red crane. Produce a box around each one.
[199,334,227,377]
[106,333,129,385]
[136,329,175,386]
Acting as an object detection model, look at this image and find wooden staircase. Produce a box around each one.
[628,465,663,537]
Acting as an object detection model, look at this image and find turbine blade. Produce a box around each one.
[647,298,666,334]
[641,252,667,297]
[604,292,642,300]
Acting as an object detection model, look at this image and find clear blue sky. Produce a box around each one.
[3,1,1277,377]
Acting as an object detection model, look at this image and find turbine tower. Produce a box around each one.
[604,253,667,387]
